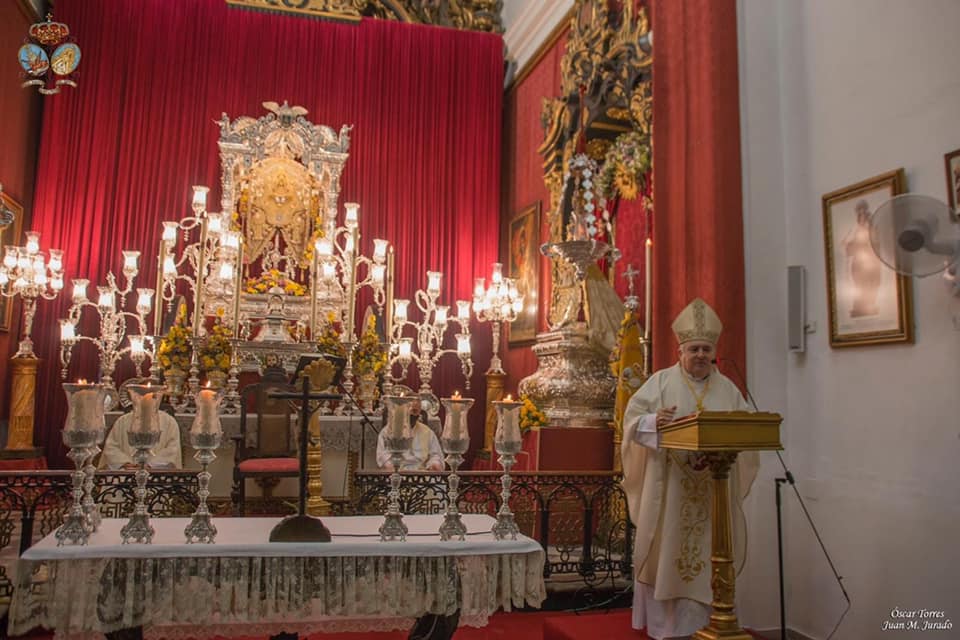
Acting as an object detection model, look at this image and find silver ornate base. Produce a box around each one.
[121,432,160,544]
[57,430,99,546]
[492,451,520,541]
[82,443,102,532]
[439,451,466,541]
[517,323,616,427]
[379,448,410,542]
[185,433,220,543]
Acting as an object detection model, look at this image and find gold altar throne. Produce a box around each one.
[658,410,783,640]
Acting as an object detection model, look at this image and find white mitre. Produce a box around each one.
[671,297,723,344]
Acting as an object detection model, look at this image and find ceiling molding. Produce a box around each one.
[503,0,574,84]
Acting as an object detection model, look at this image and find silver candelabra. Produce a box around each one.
[0,230,64,358]
[389,271,472,414]
[472,262,523,375]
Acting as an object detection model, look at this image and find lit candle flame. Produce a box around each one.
[452,390,461,400]
[77,378,87,384]
[504,393,513,402]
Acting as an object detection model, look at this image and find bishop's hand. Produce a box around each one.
[656,406,677,427]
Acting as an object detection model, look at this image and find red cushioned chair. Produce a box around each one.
[231,365,299,515]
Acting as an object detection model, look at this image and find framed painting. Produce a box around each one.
[507,202,540,346]
[822,168,913,348]
[0,191,24,332]
[944,147,960,220]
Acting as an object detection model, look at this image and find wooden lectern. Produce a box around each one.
[658,411,783,640]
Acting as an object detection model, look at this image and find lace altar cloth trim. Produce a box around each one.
[9,520,545,637]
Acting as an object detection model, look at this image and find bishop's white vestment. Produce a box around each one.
[621,363,759,639]
[100,411,183,470]
[376,422,444,471]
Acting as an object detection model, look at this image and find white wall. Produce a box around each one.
[739,1,960,638]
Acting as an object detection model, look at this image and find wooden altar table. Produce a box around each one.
[8,514,546,639]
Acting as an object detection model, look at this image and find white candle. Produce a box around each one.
[193,388,221,435]
[644,238,652,340]
[134,392,162,434]
[441,393,474,442]
[494,397,522,446]
[388,400,411,439]
[67,387,102,431]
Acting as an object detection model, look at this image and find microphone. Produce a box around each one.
[712,357,791,484]
[712,355,850,640]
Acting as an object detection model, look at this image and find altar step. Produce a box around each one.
[10,609,773,639]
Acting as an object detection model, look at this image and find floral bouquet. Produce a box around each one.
[157,319,192,372]
[245,268,306,296]
[519,395,547,434]
[596,129,651,201]
[353,315,387,377]
[315,311,348,360]
[199,315,233,374]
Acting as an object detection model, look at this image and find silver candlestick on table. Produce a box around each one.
[185,386,222,543]
[120,384,165,544]
[439,393,474,541]
[379,394,416,541]
[56,381,108,546]
[491,397,523,540]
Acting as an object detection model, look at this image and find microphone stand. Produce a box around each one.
[338,381,380,471]
[716,357,851,640]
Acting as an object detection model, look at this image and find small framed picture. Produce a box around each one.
[943,148,960,220]
[507,202,540,346]
[821,169,913,348]
[0,191,25,333]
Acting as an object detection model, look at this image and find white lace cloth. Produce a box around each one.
[9,514,545,639]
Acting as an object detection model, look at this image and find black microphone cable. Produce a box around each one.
[713,356,851,640]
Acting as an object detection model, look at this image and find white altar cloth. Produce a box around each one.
[9,514,546,639]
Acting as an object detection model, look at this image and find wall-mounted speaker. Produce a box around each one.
[787,265,806,352]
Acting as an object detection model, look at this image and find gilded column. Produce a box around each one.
[483,371,506,452]
[693,452,751,640]
[6,357,40,451]
[306,411,331,516]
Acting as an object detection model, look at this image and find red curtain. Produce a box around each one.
[29,0,502,467]
[650,0,746,374]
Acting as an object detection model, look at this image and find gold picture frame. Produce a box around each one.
[507,202,540,346]
[944,147,960,220]
[822,169,913,348]
[0,191,25,333]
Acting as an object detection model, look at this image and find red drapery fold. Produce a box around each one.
[29,0,502,467]
[651,0,746,375]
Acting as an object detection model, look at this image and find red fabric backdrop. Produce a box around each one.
[29,0,502,467]
[650,0,746,373]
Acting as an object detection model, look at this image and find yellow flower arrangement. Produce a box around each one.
[353,315,387,377]
[519,395,547,433]
[245,268,306,296]
[157,320,192,372]
[199,316,233,373]
[596,130,651,201]
[315,311,348,360]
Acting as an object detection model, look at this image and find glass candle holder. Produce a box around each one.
[378,394,416,541]
[120,384,166,544]
[185,387,222,543]
[492,398,523,540]
[439,394,474,541]
[57,382,108,546]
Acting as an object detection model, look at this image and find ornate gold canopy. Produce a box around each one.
[539,0,653,329]
[225,0,503,33]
